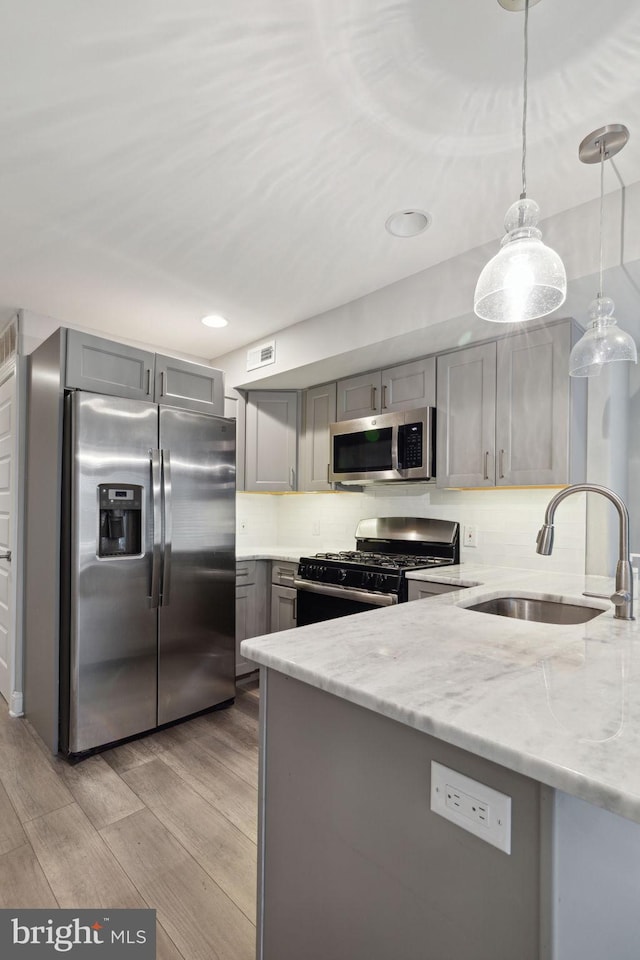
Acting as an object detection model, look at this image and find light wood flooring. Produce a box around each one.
[0,676,260,960]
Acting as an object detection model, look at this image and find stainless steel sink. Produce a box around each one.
[463,596,604,625]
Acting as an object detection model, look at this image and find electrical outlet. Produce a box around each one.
[431,761,511,854]
[239,519,247,533]
[445,785,488,827]
[463,524,478,547]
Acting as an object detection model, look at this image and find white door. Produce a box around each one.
[0,367,16,705]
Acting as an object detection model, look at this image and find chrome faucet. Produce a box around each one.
[536,483,634,621]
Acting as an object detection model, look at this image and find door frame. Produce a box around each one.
[0,356,24,716]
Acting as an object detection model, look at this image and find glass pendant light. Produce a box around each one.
[474,0,567,323]
[569,124,638,377]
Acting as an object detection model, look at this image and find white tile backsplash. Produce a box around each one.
[236,485,587,574]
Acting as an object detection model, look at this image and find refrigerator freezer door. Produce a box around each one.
[157,408,236,724]
[66,392,158,753]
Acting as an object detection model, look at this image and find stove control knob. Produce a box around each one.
[338,569,347,583]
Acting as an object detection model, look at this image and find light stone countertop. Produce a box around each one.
[236,546,304,563]
[242,564,640,825]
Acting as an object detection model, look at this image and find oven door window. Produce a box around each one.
[297,589,384,626]
[332,426,393,474]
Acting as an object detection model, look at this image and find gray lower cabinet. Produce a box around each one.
[65,329,155,401]
[245,391,298,491]
[381,357,436,412]
[437,321,586,488]
[270,586,297,632]
[155,353,224,415]
[235,560,268,677]
[407,581,465,601]
[271,560,298,632]
[301,382,336,490]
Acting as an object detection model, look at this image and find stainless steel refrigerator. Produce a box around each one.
[56,389,235,755]
[24,329,236,757]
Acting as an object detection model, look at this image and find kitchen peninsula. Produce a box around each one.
[243,564,640,960]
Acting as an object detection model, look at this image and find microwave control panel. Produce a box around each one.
[398,422,423,469]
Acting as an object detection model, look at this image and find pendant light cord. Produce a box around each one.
[520,0,529,200]
[598,137,605,299]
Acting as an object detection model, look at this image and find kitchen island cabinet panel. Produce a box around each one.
[260,670,541,960]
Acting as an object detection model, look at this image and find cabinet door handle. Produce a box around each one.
[289,466,295,490]
[159,371,165,397]
[499,449,505,479]
[382,384,388,409]
[484,451,490,481]
[145,368,151,396]
[293,596,297,623]
[371,386,377,410]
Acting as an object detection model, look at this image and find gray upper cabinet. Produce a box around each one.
[301,382,337,490]
[337,372,381,420]
[437,342,497,488]
[245,391,298,491]
[155,354,224,415]
[65,331,226,416]
[66,329,154,401]
[437,321,586,489]
[380,357,436,412]
[337,359,435,421]
[495,324,583,486]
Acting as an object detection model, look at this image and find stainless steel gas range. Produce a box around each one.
[294,517,460,626]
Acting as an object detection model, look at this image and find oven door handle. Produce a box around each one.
[293,578,398,607]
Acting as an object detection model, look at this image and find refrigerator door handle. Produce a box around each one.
[150,449,162,608]
[161,449,172,606]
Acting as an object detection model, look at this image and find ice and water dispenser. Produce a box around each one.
[98,484,143,558]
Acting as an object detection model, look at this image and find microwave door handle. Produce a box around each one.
[391,424,400,472]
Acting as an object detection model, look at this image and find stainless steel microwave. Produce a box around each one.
[329,407,435,483]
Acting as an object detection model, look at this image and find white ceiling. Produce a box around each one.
[2,0,640,359]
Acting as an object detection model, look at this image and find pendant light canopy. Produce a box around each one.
[474,0,567,323]
[569,124,638,377]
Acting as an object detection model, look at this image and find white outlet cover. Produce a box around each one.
[430,761,511,854]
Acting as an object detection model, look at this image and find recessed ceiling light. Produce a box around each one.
[201,314,229,328]
[385,210,431,238]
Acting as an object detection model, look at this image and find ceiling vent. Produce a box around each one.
[247,340,276,371]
